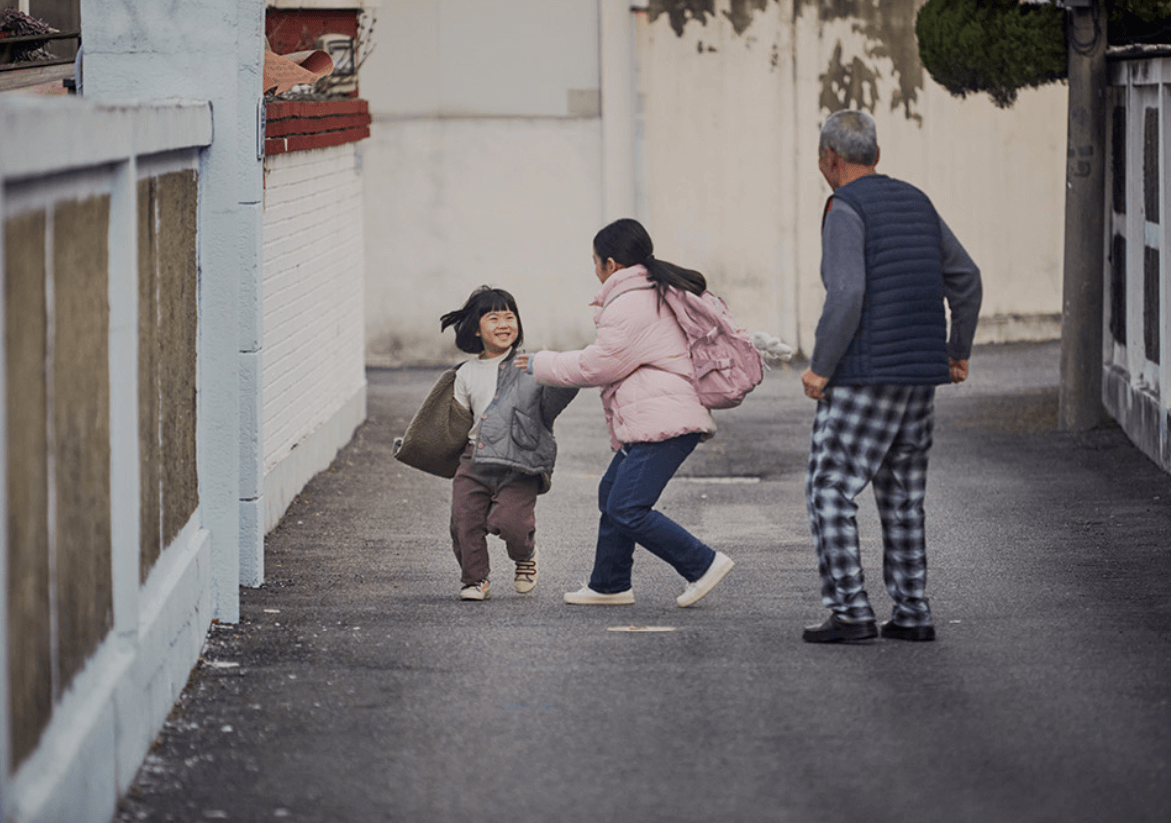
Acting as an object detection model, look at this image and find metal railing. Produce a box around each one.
[0,29,80,92]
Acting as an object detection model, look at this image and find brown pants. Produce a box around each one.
[450,446,539,586]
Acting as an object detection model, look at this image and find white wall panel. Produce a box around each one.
[362,116,603,365]
[638,2,1066,356]
[262,145,367,528]
[361,0,1068,367]
[366,0,599,118]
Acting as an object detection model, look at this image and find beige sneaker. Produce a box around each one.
[460,580,491,601]
[514,549,538,593]
[563,585,634,605]
[677,551,734,607]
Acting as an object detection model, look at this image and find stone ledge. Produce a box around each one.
[264,99,370,156]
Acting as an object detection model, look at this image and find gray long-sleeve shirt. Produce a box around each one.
[811,197,983,379]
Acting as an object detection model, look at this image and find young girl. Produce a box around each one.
[519,218,734,607]
[394,286,576,601]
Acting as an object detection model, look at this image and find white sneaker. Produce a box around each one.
[460,580,491,601]
[563,585,634,605]
[677,551,734,607]
[514,549,538,593]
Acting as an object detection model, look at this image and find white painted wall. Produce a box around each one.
[262,144,368,536]
[81,0,267,621]
[0,95,216,823]
[361,0,1068,366]
[638,2,1067,357]
[370,0,600,117]
[362,118,603,365]
[361,0,606,366]
[1,0,374,817]
[635,3,800,354]
[0,0,267,815]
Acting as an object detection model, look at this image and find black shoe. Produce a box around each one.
[880,620,935,642]
[802,614,878,643]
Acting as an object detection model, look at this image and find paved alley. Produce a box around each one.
[115,342,1171,823]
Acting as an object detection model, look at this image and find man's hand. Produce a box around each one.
[802,369,829,400]
[949,358,969,384]
[513,354,530,369]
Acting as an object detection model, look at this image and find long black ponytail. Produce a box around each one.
[593,218,706,301]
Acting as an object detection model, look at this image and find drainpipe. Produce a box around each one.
[1060,0,1108,431]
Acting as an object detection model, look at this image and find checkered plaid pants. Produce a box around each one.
[805,383,936,626]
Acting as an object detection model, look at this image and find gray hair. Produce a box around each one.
[819,109,879,165]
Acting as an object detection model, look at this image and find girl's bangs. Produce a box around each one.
[478,291,516,316]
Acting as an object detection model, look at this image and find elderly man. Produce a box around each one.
[801,109,983,643]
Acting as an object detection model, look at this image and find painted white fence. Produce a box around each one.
[1105,55,1171,472]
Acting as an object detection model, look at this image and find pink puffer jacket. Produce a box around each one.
[531,266,715,451]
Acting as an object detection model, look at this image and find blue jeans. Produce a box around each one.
[589,433,716,593]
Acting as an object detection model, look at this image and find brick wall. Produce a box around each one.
[261,143,367,527]
[265,100,371,156]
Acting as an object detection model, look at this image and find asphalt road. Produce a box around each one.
[114,341,1171,823]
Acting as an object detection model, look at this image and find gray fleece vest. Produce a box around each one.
[829,174,950,386]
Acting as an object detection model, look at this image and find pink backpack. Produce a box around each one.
[661,288,765,410]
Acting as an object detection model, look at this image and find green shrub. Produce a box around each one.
[1109,1,1171,45]
[916,0,1068,108]
[1117,0,1171,21]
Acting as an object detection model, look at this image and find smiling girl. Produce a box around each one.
[394,286,577,600]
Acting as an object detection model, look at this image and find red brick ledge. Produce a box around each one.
[265,99,371,156]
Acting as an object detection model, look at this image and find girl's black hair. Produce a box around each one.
[592,217,706,300]
[439,286,524,354]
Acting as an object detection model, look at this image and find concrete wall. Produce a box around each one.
[361,0,607,366]
[361,0,1068,366]
[1104,56,1171,473]
[262,144,368,538]
[137,171,201,579]
[4,199,116,777]
[1,1,265,819]
[639,0,1067,356]
[1,95,215,823]
[82,0,268,621]
[2,0,376,817]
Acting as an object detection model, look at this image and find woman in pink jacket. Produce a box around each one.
[519,218,735,607]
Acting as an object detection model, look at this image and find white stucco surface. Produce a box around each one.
[1,92,219,823]
[262,145,368,529]
[365,0,599,118]
[362,117,604,365]
[361,0,1069,365]
[639,4,1067,356]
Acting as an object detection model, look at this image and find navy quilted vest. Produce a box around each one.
[829,175,950,386]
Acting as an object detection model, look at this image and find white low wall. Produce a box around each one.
[262,144,368,533]
[9,520,209,823]
[0,95,215,823]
